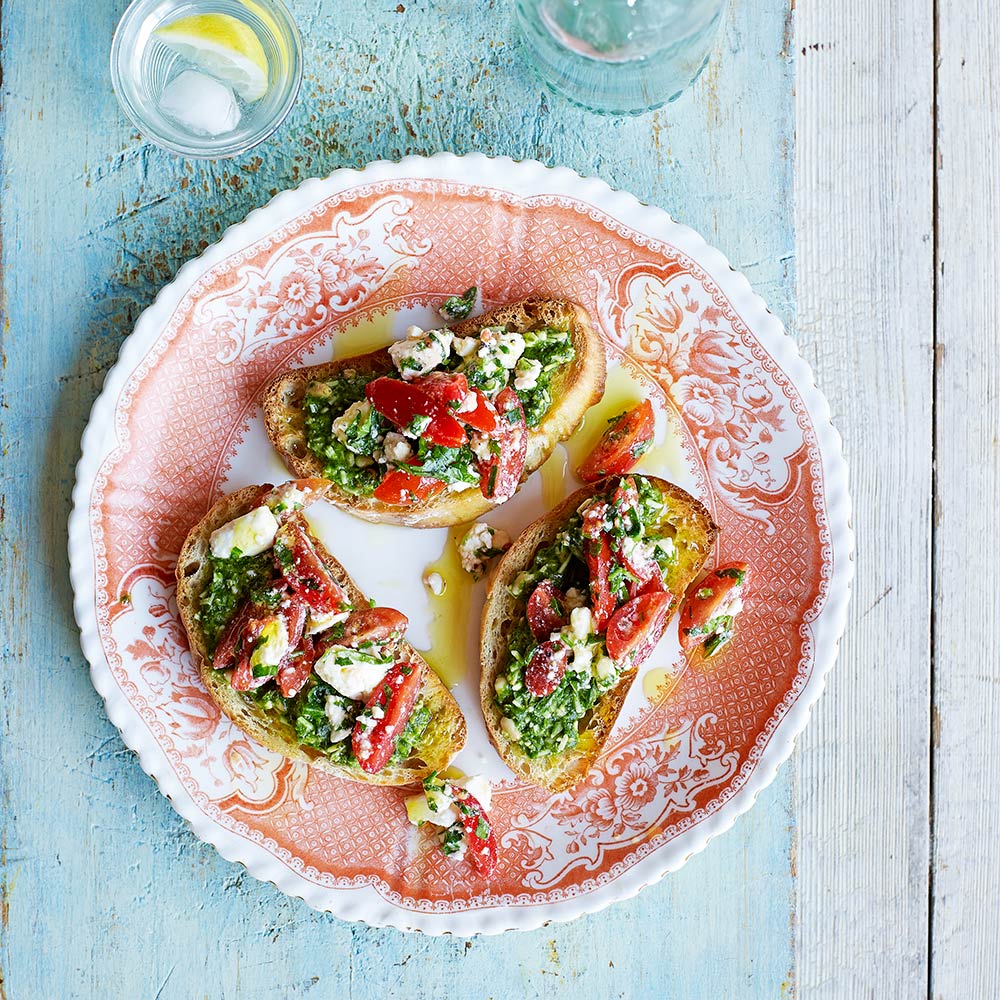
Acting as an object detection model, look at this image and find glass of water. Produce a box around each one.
[516,0,730,115]
[111,0,302,158]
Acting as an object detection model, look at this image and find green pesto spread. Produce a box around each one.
[494,476,678,759]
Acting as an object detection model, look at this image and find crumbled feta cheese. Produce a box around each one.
[457,522,511,578]
[469,433,493,463]
[314,646,391,701]
[456,391,478,413]
[452,335,479,358]
[305,608,351,635]
[324,697,352,742]
[593,655,616,680]
[405,324,425,340]
[500,716,521,742]
[389,328,453,380]
[265,482,308,515]
[331,399,375,454]
[447,479,474,493]
[478,327,525,369]
[424,571,446,596]
[569,606,593,641]
[209,505,279,559]
[513,357,543,391]
[249,618,289,671]
[382,431,413,464]
[568,642,594,674]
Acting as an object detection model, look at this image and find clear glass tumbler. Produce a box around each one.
[516,0,730,115]
[111,0,302,158]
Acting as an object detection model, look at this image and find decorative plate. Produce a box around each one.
[69,153,852,934]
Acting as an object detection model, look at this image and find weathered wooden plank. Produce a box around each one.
[793,0,934,995]
[0,0,796,996]
[931,2,1000,995]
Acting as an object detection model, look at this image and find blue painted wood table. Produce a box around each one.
[0,1,798,996]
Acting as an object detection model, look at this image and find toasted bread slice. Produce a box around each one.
[175,485,466,786]
[262,298,607,528]
[480,476,718,793]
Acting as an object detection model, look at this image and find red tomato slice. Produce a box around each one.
[352,660,424,774]
[365,376,467,448]
[524,640,571,697]
[477,387,527,502]
[212,599,256,671]
[605,590,673,666]
[586,535,616,632]
[679,562,750,651]
[274,519,347,614]
[341,606,408,647]
[454,387,498,433]
[415,371,468,406]
[277,633,317,698]
[577,400,655,483]
[451,789,498,878]
[581,501,608,540]
[372,466,446,505]
[526,580,568,642]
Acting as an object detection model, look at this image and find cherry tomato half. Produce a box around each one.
[577,400,655,483]
[341,606,408,647]
[605,589,673,666]
[366,377,467,448]
[526,580,568,642]
[586,534,616,632]
[679,562,750,652]
[476,387,527,503]
[372,466,446,505]
[454,387,498,433]
[524,640,571,697]
[416,371,469,407]
[273,518,348,614]
[450,789,498,878]
[352,660,424,774]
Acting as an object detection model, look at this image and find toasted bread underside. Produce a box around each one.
[261,298,607,528]
[480,476,719,793]
[175,486,466,786]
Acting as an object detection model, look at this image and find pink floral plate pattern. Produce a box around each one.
[69,154,853,934]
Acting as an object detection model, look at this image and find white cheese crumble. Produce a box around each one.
[323,697,352,743]
[500,716,521,742]
[423,571,446,596]
[457,522,512,578]
[249,617,289,671]
[381,431,413,464]
[305,608,351,635]
[209,505,279,559]
[569,606,592,641]
[313,646,392,701]
[479,327,526,369]
[389,328,453,380]
[452,335,479,358]
[593,655,616,680]
[265,482,308,515]
[513,357,543,391]
[330,399,375,454]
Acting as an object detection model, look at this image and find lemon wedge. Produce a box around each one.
[155,13,269,102]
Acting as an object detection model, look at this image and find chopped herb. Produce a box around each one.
[439,286,477,320]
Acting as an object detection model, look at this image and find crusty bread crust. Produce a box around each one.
[175,486,466,786]
[261,298,607,528]
[480,476,719,793]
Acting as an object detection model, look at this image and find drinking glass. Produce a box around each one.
[111,0,302,158]
[516,0,730,115]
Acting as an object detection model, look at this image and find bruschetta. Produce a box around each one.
[175,480,466,785]
[480,474,718,793]
[262,297,606,528]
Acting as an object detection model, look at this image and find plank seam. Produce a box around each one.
[927,0,941,995]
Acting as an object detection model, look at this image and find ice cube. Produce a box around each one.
[159,69,241,136]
